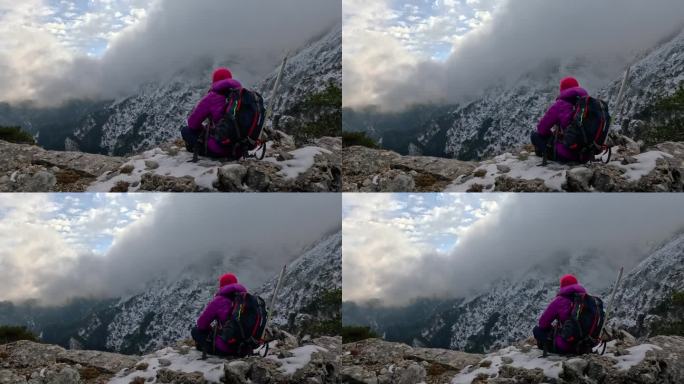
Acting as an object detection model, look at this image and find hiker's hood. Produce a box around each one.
[211,78,242,94]
[217,283,247,297]
[557,86,588,102]
[558,283,586,296]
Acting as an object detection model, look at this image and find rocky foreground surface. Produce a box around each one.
[0,334,340,384]
[0,133,341,192]
[343,137,684,192]
[341,335,684,384]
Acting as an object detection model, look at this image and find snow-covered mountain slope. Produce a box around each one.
[610,233,684,337]
[417,253,615,353]
[423,234,683,353]
[254,23,342,117]
[440,70,568,160]
[74,78,207,156]
[599,28,684,124]
[348,233,683,355]
[70,231,341,354]
[255,231,342,331]
[68,24,341,156]
[347,28,684,162]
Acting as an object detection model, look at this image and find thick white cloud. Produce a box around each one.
[343,194,684,306]
[1,0,340,105]
[0,194,340,304]
[344,0,684,110]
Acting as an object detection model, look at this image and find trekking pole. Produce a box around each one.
[614,65,632,125]
[258,265,286,357]
[262,55,289,140]
[598,66,630,163]
[599,267,624,344]
[265,265,287,329]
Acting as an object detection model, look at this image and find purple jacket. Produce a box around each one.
[196,283,247,354]
[187,78,243,157]
[536,87,589,162]
[538,283,587,353]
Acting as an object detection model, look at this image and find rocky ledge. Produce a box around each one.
[0,334,340,384]
[343,137,684,192]
[341,338,483,384]
[0,132,341,192]
[341,335,684,384]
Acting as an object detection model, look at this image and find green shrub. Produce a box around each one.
[304,84,342,108]
[0,126,35,145]
[0,325,38,344]
[342,131,378,149]
[290,84,342,144]
[342,326,378,344]
[637,85,684,146]
[294,289,342,337]
[651,291,684,337]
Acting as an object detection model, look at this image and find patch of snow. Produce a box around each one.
[446,153,568,192]
[606,344,662,371]
[109,347,225,384]
[451,343,663,384]
[264,146,330,180]
[88,144,330,192]
[87,148,221,192]
[609,151,672,182]
[451,346,563,384]
[267,345,327,376]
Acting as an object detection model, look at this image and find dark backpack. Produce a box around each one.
[562,96,611,160]
[559,293,605,354]
[212,88,266,160]
[219,292,268,357]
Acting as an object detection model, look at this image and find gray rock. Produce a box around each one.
[156,368,206,384]
[0,369,27,384]
[224,361,250,384]
[396,363,425,384]
[565,167,593,192]
[379,172,415,192]
[157,358,172,367]
[119,164,135,174]
[22,171,57,192]
[217,165,247,191]
[561,358,588,381]
[138,173,198,192]
[343,146,474,192]
[144,160,159,170]
[342,339,481,384]
[244,167,272,191]
[46,367,80,384]
[340,365,378,384]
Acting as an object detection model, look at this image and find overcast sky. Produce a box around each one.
[0,0,340,105]
[0,194,340,304]
[343,194,684,306]
[343,0,684,110]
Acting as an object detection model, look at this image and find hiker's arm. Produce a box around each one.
[196,299,219,331]
[537,104,560,137]
[188,95,212,130]
[538,297,561,329]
